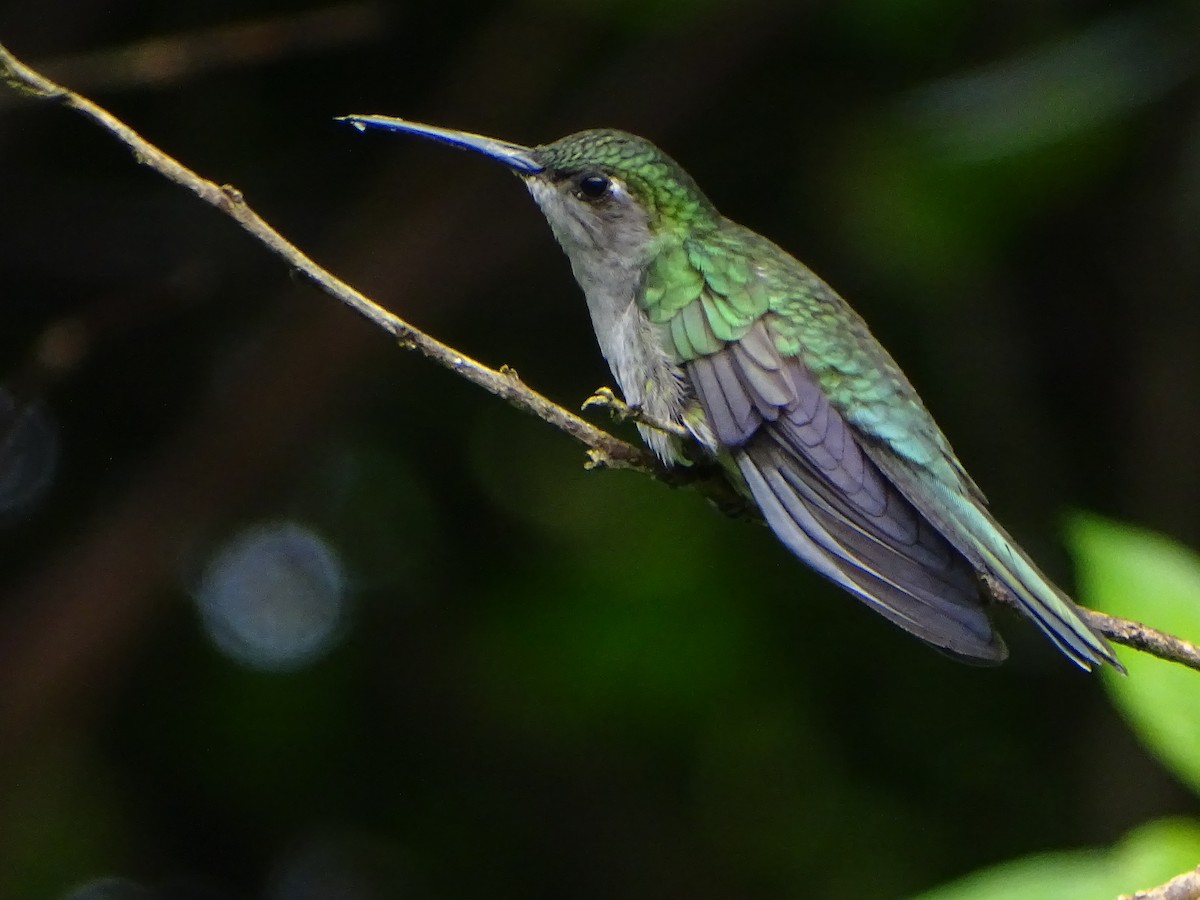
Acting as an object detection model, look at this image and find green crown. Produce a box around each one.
[537,129,718,229]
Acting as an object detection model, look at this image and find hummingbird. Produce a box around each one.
[340,114,1120,671]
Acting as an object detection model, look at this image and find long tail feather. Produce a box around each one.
[863,451,1120,672]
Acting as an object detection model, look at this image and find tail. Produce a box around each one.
[882,465,1121,671]
[952,499,1121,671]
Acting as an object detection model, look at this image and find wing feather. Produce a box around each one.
[654,225,1117,668]
[736,440,1004,661]
[686,324,1006,663]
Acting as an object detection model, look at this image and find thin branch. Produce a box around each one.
[1118,865,1200,900]
[1,39,1197,672]
[0,42,649,458]
[0,37,745,512]
[1085,610,1200,672]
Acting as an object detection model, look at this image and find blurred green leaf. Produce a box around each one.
[905,11,1191,163]
[911,849,1108,900]
[1068,514,1200,795]
[1114,819,1200,895]
[828,9,1195,296]
[910,818,1200,900]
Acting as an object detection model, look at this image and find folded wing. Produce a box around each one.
[688,321,1007,663]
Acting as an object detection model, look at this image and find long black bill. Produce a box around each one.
[337,115,544,174]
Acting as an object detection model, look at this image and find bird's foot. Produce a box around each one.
[582,386,633,420]
[581,387,690,439]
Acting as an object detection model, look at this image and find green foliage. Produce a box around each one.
[1069,514,1200,795]
[909,516,1200,899]
[826,10,1189,296]
[910,818,1200,900]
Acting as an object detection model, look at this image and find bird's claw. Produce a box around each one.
[582,386,693,441]
[581,386,635,420]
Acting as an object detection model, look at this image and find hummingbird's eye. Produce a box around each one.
[575,173,612,201]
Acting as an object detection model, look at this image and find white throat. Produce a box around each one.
[525,178,695,462]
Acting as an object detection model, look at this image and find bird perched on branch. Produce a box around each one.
[341,114,1120,672]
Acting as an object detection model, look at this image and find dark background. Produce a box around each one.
[1,1,1198,897]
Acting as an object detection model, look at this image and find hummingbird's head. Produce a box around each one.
[338,116,719,266]
[524,128,719,264]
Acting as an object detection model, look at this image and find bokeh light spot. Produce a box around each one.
[193,522,348,671]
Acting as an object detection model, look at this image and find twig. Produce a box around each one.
[0,41,649,466]
[1118,865,1200,900]
[1085,610,1200,672]
[1,39,1197,672]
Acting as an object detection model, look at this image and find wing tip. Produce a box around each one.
[736,441,1012,667]
[933,630,1009,666]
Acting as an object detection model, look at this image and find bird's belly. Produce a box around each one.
[585,289,693,464]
